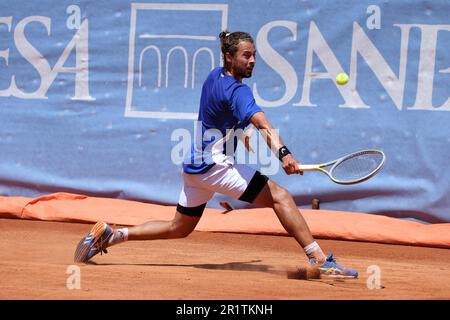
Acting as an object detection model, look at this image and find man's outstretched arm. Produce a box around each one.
[250,112,303,175]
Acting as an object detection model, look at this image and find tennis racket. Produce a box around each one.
[298,149,386,185]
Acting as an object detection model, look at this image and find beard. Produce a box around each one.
[236,66,253,79]
[243,69,253,78]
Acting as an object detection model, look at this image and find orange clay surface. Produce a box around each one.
[1,218,450,300]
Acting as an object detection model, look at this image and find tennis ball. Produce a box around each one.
[336,72,349,85]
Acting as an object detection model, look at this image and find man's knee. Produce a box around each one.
[169,220,195,238]
[272,185,292,204]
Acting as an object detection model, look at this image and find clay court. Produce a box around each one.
[2,0,450,306]
[1,217,450,300]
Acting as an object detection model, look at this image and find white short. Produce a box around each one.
[177,162,268,216]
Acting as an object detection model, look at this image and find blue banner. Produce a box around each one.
[1,0,449,223]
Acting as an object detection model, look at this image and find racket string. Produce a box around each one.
[330,153,384,183]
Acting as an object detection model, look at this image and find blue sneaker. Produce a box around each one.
[310,254,358,278]
[74,222,113,263]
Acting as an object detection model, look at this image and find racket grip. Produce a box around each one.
[297,164,319,171]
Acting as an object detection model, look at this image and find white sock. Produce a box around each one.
[108,228,129,247]
[303,241,321,261]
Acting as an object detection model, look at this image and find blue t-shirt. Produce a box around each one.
[183,67,263,174]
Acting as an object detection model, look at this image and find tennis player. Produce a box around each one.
[74,31,358,278]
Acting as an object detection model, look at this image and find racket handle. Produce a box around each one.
[297,164,319,171]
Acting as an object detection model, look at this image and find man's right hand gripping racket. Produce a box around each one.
[298,149,386,185]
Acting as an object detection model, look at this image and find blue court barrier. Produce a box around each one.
[0,0,449,223]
